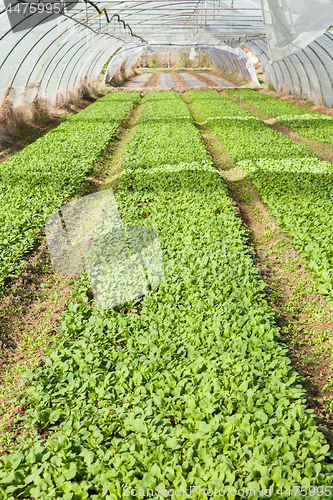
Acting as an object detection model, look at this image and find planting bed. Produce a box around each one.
[229,90,333,146]
[0,92,140,288]
[1,91,333,498]
[186,90,333,309]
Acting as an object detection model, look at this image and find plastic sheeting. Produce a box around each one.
[246,31,333,107]
[2,0,333,109]
[260,0,333,63]
[1,0,266,108]
[103,44,146,84]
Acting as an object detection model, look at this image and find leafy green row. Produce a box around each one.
[226,88,333,145]
[186,90,333,303]
[0,92,140,287]
[1,91,331,499]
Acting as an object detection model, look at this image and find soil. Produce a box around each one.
[188,70,239,89]
[119,70,240,92]
[184,94,333,452]
[142,72,160,88]
[188,71,219,87]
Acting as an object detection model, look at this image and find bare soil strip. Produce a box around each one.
[184,94,333,451]
[118,71,238,92]
[189,71,219,87]
[227,92,333,165]
[0,95,145,454]
[142,72,160,88]
[171,71,191,91]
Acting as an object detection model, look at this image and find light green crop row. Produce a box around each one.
[227,89,333,145]
[0,92,140,287]
[186,90,333,304]
[1,91,331,499]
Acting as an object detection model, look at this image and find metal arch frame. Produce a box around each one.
[83,45,110,80]
[208,47,235,74]
[314,33,333,106]
[29,17,119,101]
[3,2,333,109]
[294,49,322,102]
[247,34,333,105]
[61,34,113,97]
[289,52,314,98]
[41,29,105,101]
[276,57,299,94]
[56,34,107,99]
[0,2,134,106]
[0,11,72,103]
[303,42,333,106]
[36,26,99,98]
[244,40,272,83]
[74,38,119,83]
[0,0,266,108]
[247,39,279,89]
[87,46,113,79]
[247,39,300,94]
[7,14,75,95]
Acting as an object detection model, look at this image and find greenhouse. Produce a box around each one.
[2,1,333,498]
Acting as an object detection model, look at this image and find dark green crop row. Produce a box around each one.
[1,91,331,499]
[227,89,333,146]
[186,90,333,304]
[0,92,140,287]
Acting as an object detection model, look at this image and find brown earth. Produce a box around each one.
[142,72,160,88]
[188,71,219,87]
[118,70,240,92]
[183,93,333,453]
[188,70,240,89]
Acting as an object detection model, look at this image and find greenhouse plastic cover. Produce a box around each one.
[261,0,333,62]
[247,30,333,106]
[2,0,333,109]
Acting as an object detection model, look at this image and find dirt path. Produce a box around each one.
[142,72,160,88]
[171,71,191,91]
[0,96,146,454]
[227,93,333,165]
[188,71,219,87]
[183,93,333,452]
